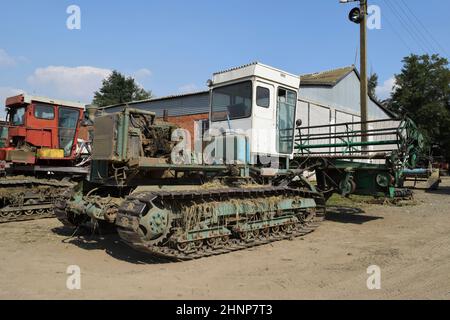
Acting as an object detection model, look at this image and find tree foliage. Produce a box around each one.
[389,54,450,161]
[92,70,152,107]
[368,72,379,101]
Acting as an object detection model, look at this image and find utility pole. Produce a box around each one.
[359,0,369,144]
[341,0,369,144]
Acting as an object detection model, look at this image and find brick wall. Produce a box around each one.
[161,113,209,145]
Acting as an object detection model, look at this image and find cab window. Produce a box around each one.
[34,103,55,120]
[11,107,25,126]
[256,86,270,108]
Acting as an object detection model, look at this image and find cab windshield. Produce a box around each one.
[211,81,252,122]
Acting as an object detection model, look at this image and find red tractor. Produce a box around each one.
[0,94,91,223]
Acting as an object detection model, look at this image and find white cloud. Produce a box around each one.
[0,49,17,67]
[133,68,152,80]
[0,49,28,67]
[0,87,26,119]
[27,66,112,103]
[178,83,199,94]
[376,77,397,100]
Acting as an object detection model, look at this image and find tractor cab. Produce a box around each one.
[207,62,300,169]
[0,94,85,165]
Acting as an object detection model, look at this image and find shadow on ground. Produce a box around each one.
[425,186,450,196]
[52,226,172,264]
[51,206,384,263]
[325,206,383,224]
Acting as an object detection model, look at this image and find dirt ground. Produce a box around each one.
[0,178,449,300]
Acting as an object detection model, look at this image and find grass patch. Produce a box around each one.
[326,193,417,207]
[326,194,377,207]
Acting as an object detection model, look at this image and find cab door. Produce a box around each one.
[26,103,56,149]
[276,87,297,155]
[252,81,276,156]
[58,107,81,158]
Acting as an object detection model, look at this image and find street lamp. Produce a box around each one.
[349,7,364,24]
[340,0,369,145]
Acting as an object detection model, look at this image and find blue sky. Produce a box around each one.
[0,0,448,114]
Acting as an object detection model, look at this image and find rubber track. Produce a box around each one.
[116,186,326,261]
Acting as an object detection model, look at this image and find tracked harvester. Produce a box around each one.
[57,63,326,260]
[293,117,428,199]
[0,94,91,223]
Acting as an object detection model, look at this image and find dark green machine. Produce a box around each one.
[56,107,325,261]
[293,118,425,199]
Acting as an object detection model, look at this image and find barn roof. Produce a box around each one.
[300,65,397,118]
[300,66,356,87]
[100,90,209,110]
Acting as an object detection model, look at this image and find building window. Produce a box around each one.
[201,119,210,136]
[34,103,55,120]
[256,86,270,108]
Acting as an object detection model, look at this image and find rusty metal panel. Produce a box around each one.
[6,150,36,164]
[5,94,25,106]
[91,114,118,160]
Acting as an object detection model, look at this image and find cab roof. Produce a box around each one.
[5,94,85,109]
[212,62,300,90]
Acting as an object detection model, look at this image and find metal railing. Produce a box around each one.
[295,118,404,159]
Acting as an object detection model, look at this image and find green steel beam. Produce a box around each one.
[295,139,399,150]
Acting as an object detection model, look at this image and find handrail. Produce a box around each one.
[297,118,401,130]
[294,118,406,158]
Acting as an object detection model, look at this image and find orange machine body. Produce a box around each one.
[0,94,86,165]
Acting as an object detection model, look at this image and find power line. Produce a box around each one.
[399,0,449,58]
[378,1,414,53]
[391,0,441,55]
[382,0,430,55]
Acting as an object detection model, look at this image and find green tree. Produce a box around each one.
[92,70,152,107]
[368,72,379,101]
[389,54,450,160]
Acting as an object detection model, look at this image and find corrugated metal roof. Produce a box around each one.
[101,91,210,117]
[213,61,259,76]
[101,90,209,110]
[300,66,356,87]
[213,61,299,79]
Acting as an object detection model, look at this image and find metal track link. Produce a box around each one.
[117,186,326,261]
[0,177,77,224]
[0,206,55,223]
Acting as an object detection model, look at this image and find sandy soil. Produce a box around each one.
[0,178,449,300]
